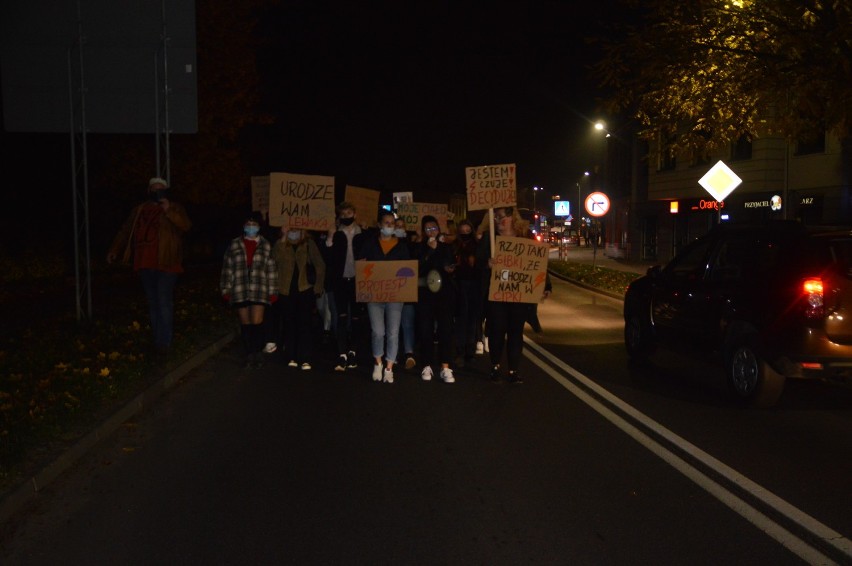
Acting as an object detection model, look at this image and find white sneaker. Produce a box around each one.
[421,366,433,381]
[440,367,455,383]
[372,363,383,382]
[288,360,298,368]
[483,337,489,352]
[383,368,394,383]
[475,341,484,355]
[301,362,311,371]
[263,342,278,354]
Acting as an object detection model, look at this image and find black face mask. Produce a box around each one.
[458,233,473,241]
[339,217,355,226]
[150,189,169,202]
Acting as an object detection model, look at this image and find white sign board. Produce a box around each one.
[698,160,742,202]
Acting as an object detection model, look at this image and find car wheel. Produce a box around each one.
[726,339,785,408]
[624,312,654,361]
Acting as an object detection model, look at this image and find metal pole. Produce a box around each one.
[154,51,160,176]
[161,0,171,185]
[68,49,81,320]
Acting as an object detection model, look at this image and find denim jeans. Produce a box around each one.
[366,301,403,363]
[139,269,178,350]
[400,303,416,355]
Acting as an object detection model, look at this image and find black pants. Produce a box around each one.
[277,289,315,363]
[417,287,455,369]
[486,301,528,372]
[332,277,364,355]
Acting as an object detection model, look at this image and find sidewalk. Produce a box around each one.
[550,244,655,275]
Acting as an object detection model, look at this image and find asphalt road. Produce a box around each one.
[2,277,850,565]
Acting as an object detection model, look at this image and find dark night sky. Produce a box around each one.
[0,0,624,246]
[254,0,621,199]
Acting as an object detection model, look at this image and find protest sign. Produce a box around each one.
[250,175,270,217]
[465,163,517,210]
[269,172,336,230]
[487,236,549,303]
[396,202,449,233]
[344,185,381,228]
[355,260,418,303]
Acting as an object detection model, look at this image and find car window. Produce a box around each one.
[710,237,784,282]
[828,237,852,279]
[663,237,713,282]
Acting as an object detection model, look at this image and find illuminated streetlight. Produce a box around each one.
[533,186,542,213]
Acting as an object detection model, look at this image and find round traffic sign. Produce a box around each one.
[585,192,610,217]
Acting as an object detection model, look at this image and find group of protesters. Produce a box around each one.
[109,177,551,385]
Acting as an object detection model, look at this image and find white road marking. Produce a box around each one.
[524,337,851,566]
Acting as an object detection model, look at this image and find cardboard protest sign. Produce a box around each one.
[269,172,336,230]
[344,185,381,228]
[251,175,270,218]
[355,260,418,303]
[396,202,449,234]
[466,163,517,210]
[487,236,549,303]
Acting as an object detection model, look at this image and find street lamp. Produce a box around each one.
[533,186,542,213]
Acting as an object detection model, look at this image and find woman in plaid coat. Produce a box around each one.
[220,216,278,368]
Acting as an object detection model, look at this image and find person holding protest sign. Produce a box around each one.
[272,226,326,370]
[325,202,366,372]
[219,215,278,369]
[414,215,458,383]
[357,209,411,383]
[476,207,552,384]
[107,177,192,357]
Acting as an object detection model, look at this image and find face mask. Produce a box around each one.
[150,189,168,202]
[459,233,472,241]
[244,226,260,237]
[393,228,406,238]
[339,217,355,226]
[287,230,301,242]
[380,226,395,237]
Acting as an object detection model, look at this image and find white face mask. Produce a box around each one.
[393,228,406,238]
[287,230,301,242]
[380,226,395,237]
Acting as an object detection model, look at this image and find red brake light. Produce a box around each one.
[802,277,824,319]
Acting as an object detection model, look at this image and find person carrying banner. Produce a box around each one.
[476,207,551,384]
[272,226,326,370]
[219,215,278,369]
[325,201,366,372]
[357,209,411,383]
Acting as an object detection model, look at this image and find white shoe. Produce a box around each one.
[263,342,277,354]
[421,366,433,381]
[440,367,455,383]
[372,363,383,382]
[301,362,311,371]
[483,337,489,352]
[383,367,394,383]
[288,360,298,368]
[475,341,484,355]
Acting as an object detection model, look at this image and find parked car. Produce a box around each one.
[623,221,852,407]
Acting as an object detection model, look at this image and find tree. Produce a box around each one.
[595,0,852,159]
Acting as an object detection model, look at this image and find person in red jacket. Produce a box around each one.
[107,177,192,356]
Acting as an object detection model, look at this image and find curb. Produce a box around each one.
[0,331,235,526]
[547,270,628,301]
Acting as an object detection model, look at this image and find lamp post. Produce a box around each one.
[533,186,542,213]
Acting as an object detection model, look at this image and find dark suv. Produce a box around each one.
[623,222,852,407]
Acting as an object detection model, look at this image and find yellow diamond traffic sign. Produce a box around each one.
[698,160,742,202]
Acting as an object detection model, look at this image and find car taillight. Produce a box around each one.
[802,277,824,319]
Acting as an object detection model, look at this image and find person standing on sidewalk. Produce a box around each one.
[107,177,192,357]
[219,215,278,368]
[272,227,326,370]
[358,209,410,383]
[325,202,366,372]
